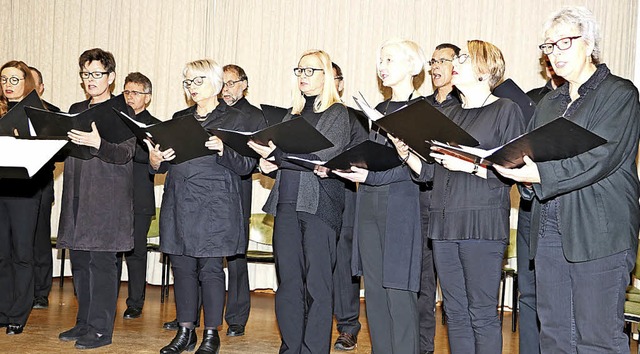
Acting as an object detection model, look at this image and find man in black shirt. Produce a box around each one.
[220,64,266,337]
[118,72,160,320]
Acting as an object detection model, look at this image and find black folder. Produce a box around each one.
[0,90,45,137]
[285,140,401,172]
[0,136,68,178]
[26,95,134,159]
[493,79,537,122]
[260,104,288,126]
[114,110,212,164]
[431,117,607,168]
[356,98,479,161]
[210,117,334,158]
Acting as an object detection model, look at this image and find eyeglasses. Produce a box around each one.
[452,54,471,64]
[539,36,582,55]
[0,76,25,85]
[293,67,324,77]
[182,76,207,88]
[428,58,453,66]
[123,90,150,97]
[223,79,246,88]
[79,71,110,80]
[334,76,343,81]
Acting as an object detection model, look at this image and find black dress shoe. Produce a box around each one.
[75,333,112,349]
[6,324,24,335]
[123,307,142,319]
[59,325,88,341]
[334,332,357,350]
[195,329,220,354]
[33,296,49,309]
[163,319,179,330]
[160,326,197,354]
[225,324,245,337]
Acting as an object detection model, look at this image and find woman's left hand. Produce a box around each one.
[430,151,475,173]
[493,156,541,183]
[68,122,101,150]
[247,140,277,159]
[205,136,224,156]
[333,166,369,183]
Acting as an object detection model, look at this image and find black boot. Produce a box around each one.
[195,329,220,354]
[160,326,197,354]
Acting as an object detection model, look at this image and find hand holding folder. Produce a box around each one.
[114,110,212,164]
[285,140,401,172]
[430,117,607,168]
[210,117,333,158]
[26,94,134,159]
[353,92,478,161]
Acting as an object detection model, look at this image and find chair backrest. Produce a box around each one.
[147,208,160,238]
[249,213,273,246]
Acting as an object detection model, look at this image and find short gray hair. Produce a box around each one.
[182,59,224,98]
[542,6,601,64]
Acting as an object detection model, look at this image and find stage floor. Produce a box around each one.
[3,279,524,353]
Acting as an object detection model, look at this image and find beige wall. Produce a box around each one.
[1,0,636,120]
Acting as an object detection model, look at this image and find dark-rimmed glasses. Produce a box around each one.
[123,90,150,97]
[79,71,110,80]
[0,76,25,85]
[539,36,582,55]
[293,67,324,77]
[224,79,246,88]
[334,76,344,81]
[183,76,207,88]
[452,54,471,64]
[428,58,453,66]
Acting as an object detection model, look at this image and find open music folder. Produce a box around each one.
[114,110,212,164]
[285,140,402,172]
[0,136,68,178]
[210,117,334,158]
[353,93,478,161]
[25,94,134,159]
[430,117,607,168]
[0,90,45,137]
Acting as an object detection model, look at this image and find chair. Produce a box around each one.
[499,229,518,332]
[50,237,66,288]
[246,213,275,264]
[146,208,171,303]
[625,286,640,354]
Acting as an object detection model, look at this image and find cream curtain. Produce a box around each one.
[0,0,636,119]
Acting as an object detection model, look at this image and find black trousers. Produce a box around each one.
[0,196,39,326]
[225,218,250,327]
[171,255,225,328]
[33,178,54,298]
[332,191,361,337]
[117,213,152,309]
[70,250,119,337]
[418,218,436,352]
[273,204,338,354]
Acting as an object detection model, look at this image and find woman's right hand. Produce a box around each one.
[144,139,175,170]
[259,158,278,174]
[388,134,409,159]
[333,166,369,183]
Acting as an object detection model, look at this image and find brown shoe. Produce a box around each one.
[334,332,357,350]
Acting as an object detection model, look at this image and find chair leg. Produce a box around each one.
[512,273,518,332]
[59,249,66,288]
[500,270,506,324]
[161,253,167,303]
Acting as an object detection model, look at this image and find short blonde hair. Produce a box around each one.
[182,59,223,99]
[377,38,426,77]
[467,40,505,90]
[291,50,342,115]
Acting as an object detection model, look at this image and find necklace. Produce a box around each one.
[463,92,492,109]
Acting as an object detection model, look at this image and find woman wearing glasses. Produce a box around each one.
[0,60,40,335]
[389,40,525,353]
[148,59,257,354]
[334,38,426,354]
[495,6,640,353]
[247,49,350,353]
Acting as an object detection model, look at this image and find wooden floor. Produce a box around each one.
[4,280,523,353]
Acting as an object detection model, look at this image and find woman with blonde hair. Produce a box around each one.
[334,38,426,353]
[248,49,350,353]
[149,58,257,354]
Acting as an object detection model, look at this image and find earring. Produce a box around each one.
[478,77,484,81]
